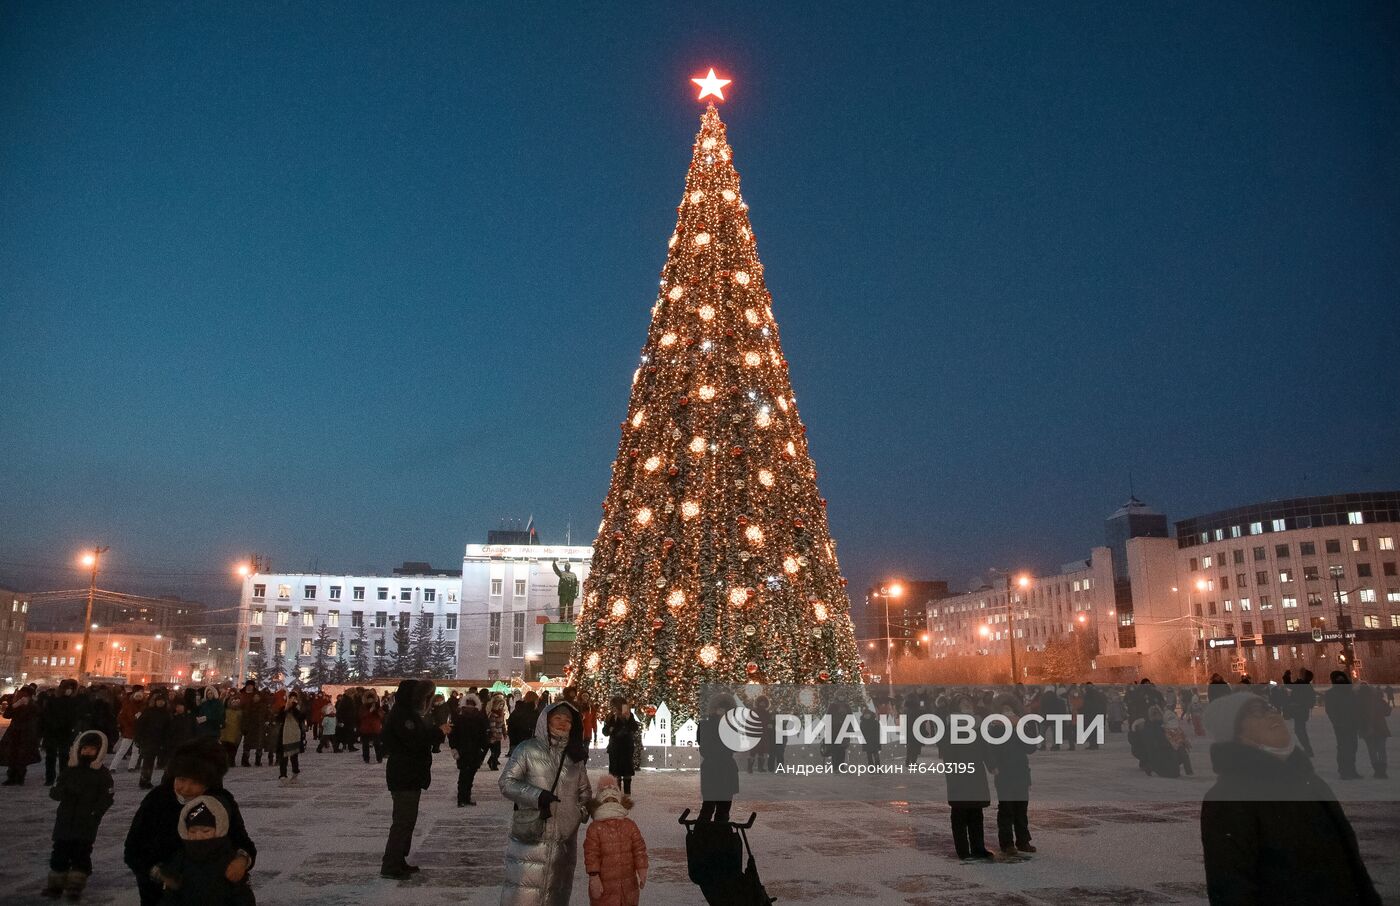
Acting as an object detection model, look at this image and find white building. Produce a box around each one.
[458,542,592,682]
[236,569,465,683]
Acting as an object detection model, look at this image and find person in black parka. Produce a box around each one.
[938,694,995,861]
[124,737,256,906]
[44,729,115,898]
[506,691,539,756]
[1324,671,1362,780]
[1201,692,1379,905]
[40,680,81,785]
[448,694,489,807]
[603,695,640,795]
[380,679,448,878]
[696,692,739,824]
[0,685,42,785]
[987,695,1036,855]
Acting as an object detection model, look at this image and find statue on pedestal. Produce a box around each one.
[552,560,579,622]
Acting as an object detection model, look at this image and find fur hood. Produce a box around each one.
[67,729,109,767]
[177,794,230,840]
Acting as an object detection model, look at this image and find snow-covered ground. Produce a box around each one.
[1,728,1396,905]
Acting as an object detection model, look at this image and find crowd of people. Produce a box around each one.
[0,673,1391,904]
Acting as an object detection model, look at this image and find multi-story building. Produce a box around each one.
[1,589,29,688]
[458,542,593,682]
[1174,492,1400,681]
[21,629,175,685]
[236,567,465,684]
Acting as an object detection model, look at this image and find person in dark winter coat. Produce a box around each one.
[380,679,449,879]
[507,691,540,755]
[602,696,640,795]
[43,729,115,899]
[1135,706,1181,777]
[40,680,81,785]
[1356,683,1391,780]
[987,695,1036,856]
[0,686,42,784]
[166,700,198,760]
[1207,673,1231,702]
[335,693,359,752]
[152,795,256,905]
[696,692,739,823]
[358,697,385,764]
[134,694,173,789]
[939,695,995,861]
[1080,684,1107,750]
[124,738,256,906]
[1200,692,1380,905]
[1324,671,1362,779]
[448,695,489,806]
[1286,669,1316,756]
[237,686,267,767]
[859,707,882,766]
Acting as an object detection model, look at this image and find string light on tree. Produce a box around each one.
[568,68,861,717]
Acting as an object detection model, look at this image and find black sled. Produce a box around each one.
[679,808,777,906]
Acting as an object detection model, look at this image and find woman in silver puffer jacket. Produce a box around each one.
[499,700,592,906]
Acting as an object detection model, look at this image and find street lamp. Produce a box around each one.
[875,583,904,690]
[76,546,109,679]
[1008,574,1030,684]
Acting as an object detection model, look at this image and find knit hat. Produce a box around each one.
[1203,692,1257,741]
[167,737,228,788]
[178,795,230,840]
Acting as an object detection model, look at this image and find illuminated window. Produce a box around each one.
[1348,511,1363,525]
[1379,537,1395,551]
[327,610,339,627]
[277,585,291,600]
[488,613,501,657]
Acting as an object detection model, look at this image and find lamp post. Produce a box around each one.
[1009,574,1029,684]
[1328,567,1362,680]
[875,583,904,690]
[1173,578,1211,685]
[76,546,109,679]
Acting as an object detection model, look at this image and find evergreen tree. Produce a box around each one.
[308,623,333,688]
[409,613,433,677]
[333,632,351,684]
[352,625,371,680]
[429,627,454,679]
[269,646,288,688]
[391,623,412,677]
[245,644,266,684]
[567,95,860,717]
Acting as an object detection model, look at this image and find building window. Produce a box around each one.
[1237,574,1248,588]
[353,586,365,601]
[514,579,528,597]
[1207,600,1217,615]
[374,638,385,657]
[1392,614,1400,628]
[377,587,389,600]
[375,611,388,628]
[1253,547,1266,561]
[1223,599,1233,612]
[1307,592,1324,607]
[446,614,458,630]
[1352,538,1369,553]
[329,586,341,601]
[1201,556,1212,570]
[424,588,436,603]
[1256,571,1268,585]
[1259,595,1273,610]
[399,611,410,627]
[399,587,412,602]
[1300,541,1316,556]
[252,584,266,601]
[512,612,526,658]
[304,585,316,600]
[1233,549,1245,565]
[1239,598,1252,611]
[1286,618,1300,632]
[1311,616,1327,630]
[488,613,501,658]
[277,585,291,600]
[249,636,263,652]
[1348,511,1363,525]
[490,578,503,596]
[1357,563,1373,578]
[1249,522,1262,535]
[328,610,339,627]
[1359,588,1376,604]
[1188,559,1197,573]
[1385,562,1397,577]
[1325,539,1341,554]
[328,640,339,657]
[1303,566,1320,581]
[1282,596,1298,608]
[1242,621,1253,637]
[1275,544,1290,559]
[1272,519,1286,532]
[351,611,363,628]
[423,614,434,629]
[302,610,315,627]
[275,639,287,656]
[299,639,313,656]
[276,608,290,627]
[1279,569,1293,583]
[1261,619,1275,635]
[1363,614,1380,629]
[251,608,265,625]
[1221,576,1230,590]
[1380,537,1395,551]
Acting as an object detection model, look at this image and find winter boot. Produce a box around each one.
[63,870,87,900]
[42,871,64,897]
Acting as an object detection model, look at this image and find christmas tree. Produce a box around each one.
[569,76,862,718]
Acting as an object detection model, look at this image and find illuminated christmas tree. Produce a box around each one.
[568,71,862,718]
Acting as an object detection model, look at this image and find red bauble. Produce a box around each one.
[644,705,657,716]
[647,365,658,374]
[730,446,743,457]
[746,662,759,675]
[820,498,828,507]
[793,519,804,529]
[662,537,675,548]
[668,466,680,477]
[818,670,831,682]
[679,396,689,406]
[725,328,735,338]
[629,449,639,459]
[839,577,848,587]
[728,385,740,396]
[597,619,608,628]
[652,618,664,631]
[737,515,748,525]
[613,531,624,542]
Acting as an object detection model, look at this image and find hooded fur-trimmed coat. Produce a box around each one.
[498,701,592,906]
[50,730,115,841]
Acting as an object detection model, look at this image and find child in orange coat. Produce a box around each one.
[583,774,648,906]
